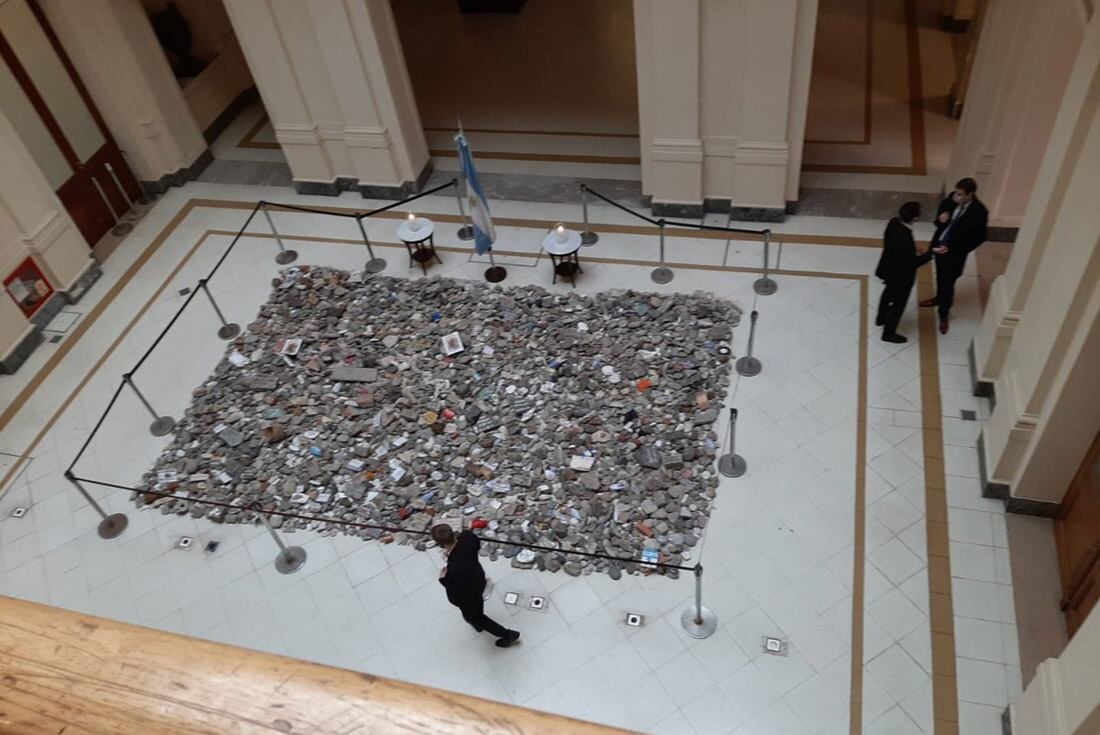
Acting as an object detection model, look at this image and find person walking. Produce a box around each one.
[432,523,520,648]
[876,201,936,343]
[919,177,988,334]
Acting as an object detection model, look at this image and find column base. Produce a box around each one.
[977,431,1011,500]
[62,260,103,305]
[0,326,44,375]
[141,149,213,194]
[969,341,998,404]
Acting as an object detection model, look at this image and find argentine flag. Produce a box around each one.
[455,131,496,255]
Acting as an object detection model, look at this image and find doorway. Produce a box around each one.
[0,0,141,248]
[1055,430,1100,637]
[392,0,640,183]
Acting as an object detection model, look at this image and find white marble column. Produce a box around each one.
[39,0,209,190]
[0,105,96,372]
[222,0,430,196]
[977,9,1100,507]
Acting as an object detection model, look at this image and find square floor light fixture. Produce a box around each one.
[528,595,546,611]
[763,636,788,656]
[204,541,220,553]
[10,507,27,518]
[503,592,519,606]
[176,536,193,550]
[625,613,645,627]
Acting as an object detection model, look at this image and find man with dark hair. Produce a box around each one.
[432,523,520,648]
[876,201,935,343]
[919,177,988,334]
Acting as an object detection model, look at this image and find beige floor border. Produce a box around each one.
[0,198,963,734]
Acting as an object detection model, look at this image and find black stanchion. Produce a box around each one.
[355,216,387,274]
[198,279,241,340]
[736,310,763,377]
[254,503,307,574]
[680,564,718,638]
[651,219,674,284]
[717,408,747,478]
[579,184,598,246]
[64,471,128,539]
[262,204,298,265]
[453,177,474,241]
[754,230,778,296]
[123,372,176,436]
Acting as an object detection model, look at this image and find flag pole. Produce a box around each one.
[456,121,506,284]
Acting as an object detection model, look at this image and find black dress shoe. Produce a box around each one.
[882,333,908,344]
[495,630,521,648]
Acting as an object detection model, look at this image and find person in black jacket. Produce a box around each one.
[876,201,935,343]
[432,523,520,648]
[919,177,989,334]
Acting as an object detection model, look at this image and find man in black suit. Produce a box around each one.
[876,201,935,343]
[432,523,520,648]
[919,177,989,334]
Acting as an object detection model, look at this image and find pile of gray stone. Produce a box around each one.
[137,269,739,578]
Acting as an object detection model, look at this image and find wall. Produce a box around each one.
[634,0,812,218]
[182,39,253,133]
[1012,602,1100,735]
[222,0,430,197]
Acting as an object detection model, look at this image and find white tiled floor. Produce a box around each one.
[0,182,1019,734]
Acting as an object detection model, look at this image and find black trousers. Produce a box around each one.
[934,252,968,320]
[458,597,508,638]
[878,277,915,336]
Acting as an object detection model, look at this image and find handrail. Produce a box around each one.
[0,595,636,735]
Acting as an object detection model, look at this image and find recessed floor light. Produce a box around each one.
[10,507,27,518]
[503,592,519,605]
[763,636,788,656]
[176,536,193,549]
[204,540,219,553]
[528,595,546,611]
[625,612,644,627]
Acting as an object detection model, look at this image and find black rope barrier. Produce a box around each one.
[584,187,661,226]
[66,380,127,473]
[358,179,457,217]
[74,476,693,573]
[584,186,771,237]
[257,200,359,218]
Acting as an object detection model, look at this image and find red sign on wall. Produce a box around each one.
[4,257,54,318]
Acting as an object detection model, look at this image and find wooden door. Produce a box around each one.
[0,0,141,248]
[1055,429,1100,637]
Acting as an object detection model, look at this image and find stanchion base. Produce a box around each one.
[98,513,129,540]
[218,323,241,340]
[753,277,778,296]
[735,356,762,377]
[276,546,307,574]
[275,249,298,265]
[581,231,599,246]
[112,222,134,237]
[365,258,387,274]
[457,225,475,241]
[680,606,718,639]
[651,267,674,284]
[485,266,507,283]
[718,453,747,478]
[150,416,176,437]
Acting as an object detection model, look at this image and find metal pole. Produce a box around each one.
[736,310,762,377]
[123,372,176,436]
[721,207,734,268]
[254,505,307,574]
[651,219,673,284]
[580,184,598,246]
[105,162,144,222]
[356,215,388,274]
[680,563,718,638]
[91,175,133,237]
[754,230,778,295]
[263,204,298,265]
[64,471,128,539]
[198,279,241,340]
[718,408,747,478]
[484,246,507,284]
[453,178,474,241]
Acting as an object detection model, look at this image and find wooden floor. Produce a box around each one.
[0,595,635,735]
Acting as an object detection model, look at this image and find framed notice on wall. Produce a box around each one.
[4,257,54,318]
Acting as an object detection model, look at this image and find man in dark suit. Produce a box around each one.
[432,523,520,648]
[919,177,989,334]
[876,201,935,343]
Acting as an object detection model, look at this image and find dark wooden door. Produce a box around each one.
[1056,429,1100,636]
[0,0,141,248]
